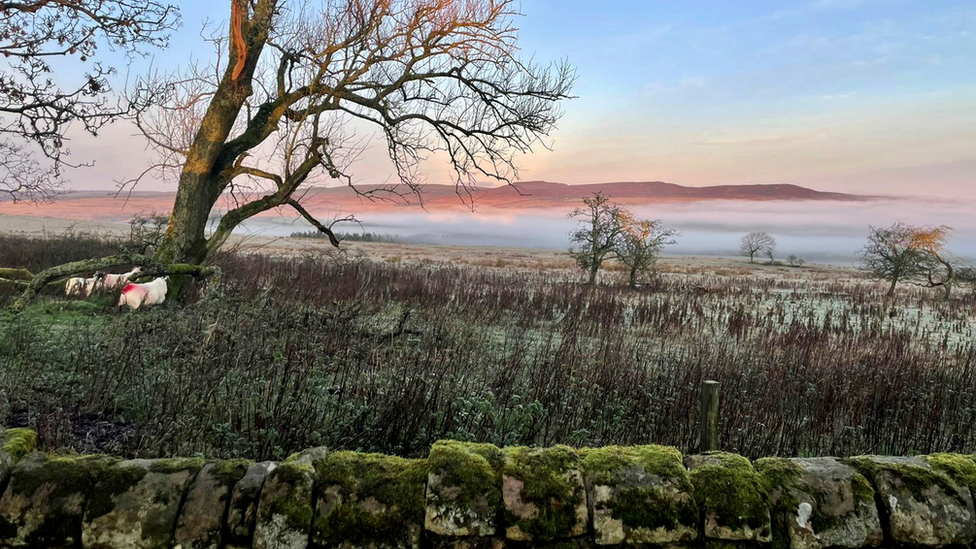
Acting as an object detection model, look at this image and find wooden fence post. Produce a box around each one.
[699,380,720,452]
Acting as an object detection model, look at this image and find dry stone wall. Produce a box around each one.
[2,429,976,549]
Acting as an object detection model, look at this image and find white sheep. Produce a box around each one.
[65,273,105,297]
[118,277,169,310]
[101,267,143,291]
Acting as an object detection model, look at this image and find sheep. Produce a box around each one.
[118,277,169,310]
[101,267,143,290]
[65,273,105,297]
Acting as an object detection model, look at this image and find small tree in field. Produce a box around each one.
[912,225,964,301]
[568,192,630,285]
[616,218,678,289]
[740,232,776,263]
[858,223,926,298]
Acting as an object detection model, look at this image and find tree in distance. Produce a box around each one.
[616,217,678,289]
[568,192,630,285]
[857,222,967,299]
[740,231,776,263]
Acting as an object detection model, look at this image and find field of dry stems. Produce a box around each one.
[1,230,975,461]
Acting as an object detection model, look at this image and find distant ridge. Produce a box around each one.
[0,181,872,222]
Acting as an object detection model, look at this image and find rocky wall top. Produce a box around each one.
[1,428,975,549]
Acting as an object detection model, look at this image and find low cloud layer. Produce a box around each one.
[240,197,976,265]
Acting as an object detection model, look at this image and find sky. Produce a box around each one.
[55,0,976,198]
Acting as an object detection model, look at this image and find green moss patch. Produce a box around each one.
[581,444,689,487]
[757,457,876,546]
[582,445,697,534]
[1,453,119,547]
[428,440,504,509]
[1,429,36,461]
[260,462,316,534]
[502,445,586,541]
[209,458,253,486]
[9,453,118,499]
[923,453,976,494]
[148,457,206,475]
[847,455,966,505]
[313,451,427,548]
[84,460,150,522]
[688,453,770,535]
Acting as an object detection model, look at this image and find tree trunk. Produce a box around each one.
[152,0,274,268]
[629,267,638,290]
[588,263,599,285]
[886,278,897,298]
[154,176,220,265]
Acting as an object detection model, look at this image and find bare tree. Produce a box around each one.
[616,217,677,289]
[0,1,180,202]
[740,231,776,263]
[786,255,805,267]
[125,0,575,272]
[858,222,927,298]
[568,192,630,285]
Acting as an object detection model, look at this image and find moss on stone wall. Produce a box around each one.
[4,442,976,548]
[846,456,966,505]
[9,453,117,498]
[689,453,770,535]
[1,453,120,548]
[313,451,427,548]
[923,453,976,494]
[84,460,150,522]
[261,461,315,534]
[582,445,697,534]
[428,440,504,511]
[209,458,254,486]
[502,445,585,541]
[757,457,876,546]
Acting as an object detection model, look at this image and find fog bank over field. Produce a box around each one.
[237,197,976,265]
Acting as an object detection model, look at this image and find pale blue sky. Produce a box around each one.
[60,0,976,197]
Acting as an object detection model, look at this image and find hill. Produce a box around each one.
[0,181,871,222]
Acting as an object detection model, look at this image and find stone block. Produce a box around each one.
[757,457,881,549]
[82,457,203,549]
[582,445,698,545]
[313,451,427,549]
[173,459,251,549]
[686,453,772,542]
[848,456,975,547]
[426,440,504,537]
[0,453,116,548]
[226,460,277,549]
[501,446,588,542]
[253,449,325,549]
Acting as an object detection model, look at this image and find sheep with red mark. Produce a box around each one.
[118,277,169,310]
[101,267,143,291]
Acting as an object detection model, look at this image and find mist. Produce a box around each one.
[235,197,976,265]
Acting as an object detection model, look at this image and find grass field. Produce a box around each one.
[1,228,975,461]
